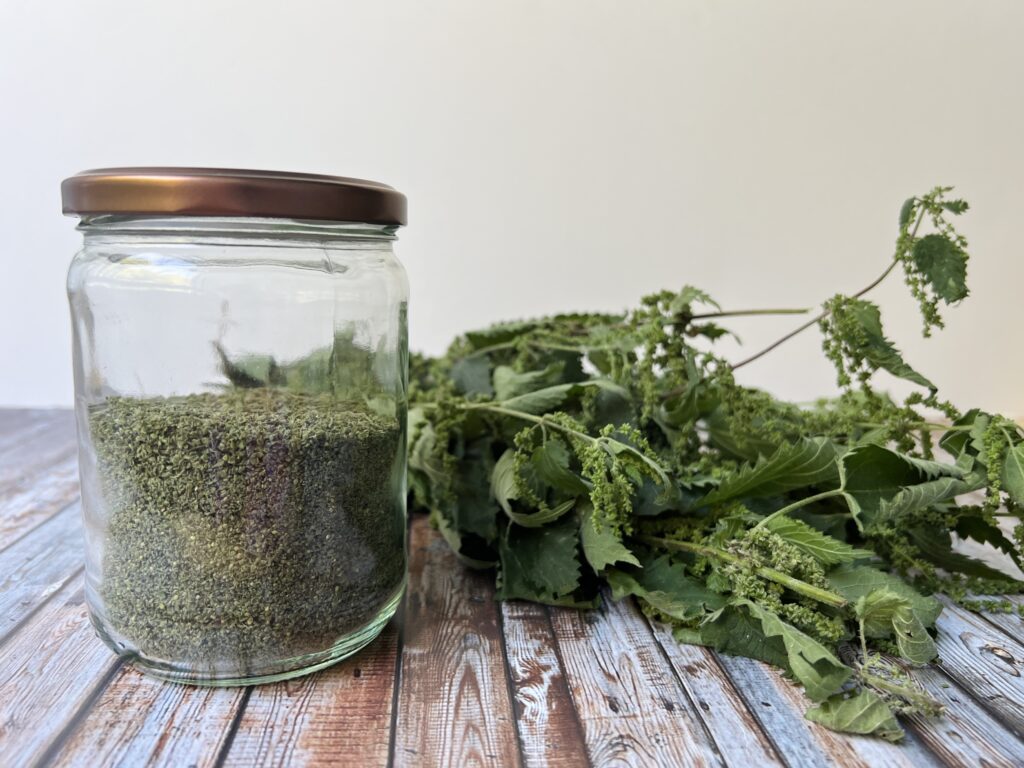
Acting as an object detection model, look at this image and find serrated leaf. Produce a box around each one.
[805,690,904,741]
[909,527,1022,583]
[878,473,985,521]
[608,554,725,621]
[841,445,963,526]
[828,566,941,627]
[955,514,1024,570]
[854,589,911,637]
[844,300,935,390]
[701,600,851,701]
[498,378,628,415]
[669,285,720,315]
[698,438,839,507]
[581,506,639,571]
[497,519,582,602]
[892,602,937,664]
[764,516,872,565]
[912,234,969,304]
[854,589,937,663]
[1002,443,1024,507]
[533,437,589,495]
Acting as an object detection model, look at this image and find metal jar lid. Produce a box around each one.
[61,167,407,225]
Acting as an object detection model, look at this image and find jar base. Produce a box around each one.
[93,583,406,687]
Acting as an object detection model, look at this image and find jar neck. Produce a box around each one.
[77,215,399,246]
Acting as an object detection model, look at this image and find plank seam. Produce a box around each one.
[385,593,406,768]
[495,602,528,768]
[212,685,254,768]
[543,605,593,767]
[703,653,795,768]
[640,609,731,767]
[28,657,125,768]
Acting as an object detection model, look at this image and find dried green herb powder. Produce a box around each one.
[89,389,404,667]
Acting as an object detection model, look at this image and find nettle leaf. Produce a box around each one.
[463,320,539,350]
[450,355,494,396]
[698,438,839,507]
[956,514,1024,570]
[878,473,984,521]
[845,300,935,390]
[497,518,582,602]
[581,506,639,571]
[507,499,576,528]
[805,690,903,741]
[909,527,1022,583]
[828,566,941,627]
[1002,443,1024,507]
[854,589,937,664]
[608,554,725,621]
[533,437,589,496]
[764,516,872,566]
[491,450,519,516]
[891,601,937,664]
[701,600,851,701]
[498,379,629,415]
[493,363,565,400]
[841,445,963,525]
[670,285,720,315]
[912,233,969,304]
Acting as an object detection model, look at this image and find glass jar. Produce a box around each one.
[61,168,409,685]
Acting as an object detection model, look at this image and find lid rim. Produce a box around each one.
[61,167,407,226]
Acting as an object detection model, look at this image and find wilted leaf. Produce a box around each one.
[806,690,903,741]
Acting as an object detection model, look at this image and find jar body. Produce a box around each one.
[67,217,408,685]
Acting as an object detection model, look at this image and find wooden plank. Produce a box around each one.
[222,621,400,767]
[0,410,76,484]
[931,599,1024,737]
[548,594,724,767]
[902,664,1024,767]
[0,451,80,550]
[0,409,52,440]
[0,502,84,644]
[51,664,246,768]
[717,654,937,768]
[0,579,121,768]
[646,623,783,766]
[500,600,589,767]
[0,409,66,455]
[393,517,521,768]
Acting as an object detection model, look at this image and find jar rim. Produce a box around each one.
[61,167,407,226]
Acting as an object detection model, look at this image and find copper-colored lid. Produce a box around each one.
[61,167,407,225]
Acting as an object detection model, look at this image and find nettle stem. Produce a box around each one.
[753,488,846,530]
[635,534,848,608]
[729,207,927,372]
[688,308,810,320]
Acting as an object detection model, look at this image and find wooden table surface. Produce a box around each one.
[2,409,1024,767]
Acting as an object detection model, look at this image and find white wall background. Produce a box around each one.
[1,0,1021,414]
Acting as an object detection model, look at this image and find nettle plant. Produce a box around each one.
[407,187,1024,740]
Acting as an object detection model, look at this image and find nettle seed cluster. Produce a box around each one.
[89,388,403,668]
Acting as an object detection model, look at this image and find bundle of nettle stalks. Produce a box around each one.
[407,187,1024,740]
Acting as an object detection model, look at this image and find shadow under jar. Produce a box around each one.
[62,168,409,685]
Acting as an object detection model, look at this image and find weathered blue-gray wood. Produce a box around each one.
[2,408,1024,767]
